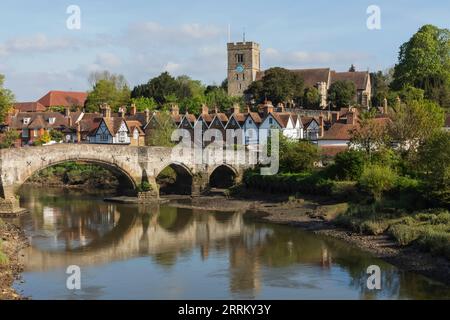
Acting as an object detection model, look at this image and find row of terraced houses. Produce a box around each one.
[2,90,398,157]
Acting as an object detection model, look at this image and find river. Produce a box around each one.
[12,186,450,300]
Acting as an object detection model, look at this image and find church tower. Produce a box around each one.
[227,41,261,97]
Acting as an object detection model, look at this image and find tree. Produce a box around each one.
[391,25,450,108]
[358,164,397,201]
[349,64,356,72]
[328,80,356,108]
[0,130,19,149]
[0,74,14,124]
[245,67,304,105]
[388,99,445,155]
[204,87,243,112]
[417,131,450,206]
[331,150,366,181]
[131,97,157,112]
[49,130,64,142]
[370,71,390,107]
[85,71,131,112]
[303,87,321,109]
[279,136,319,173]
[350,110,389,156]
[146,112,176,147]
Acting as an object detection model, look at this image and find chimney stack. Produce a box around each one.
[383,98,388,114]
[76,122,81,143]
[144,109,150,124]
[118,106,126,118]
[277,102,285,113]
[201,104,209,116]
[65,107,71,117]
[347,112,356,125]
[319,116,324,137]
[263,101,274,116]
[101,104,111,118]
[130,104,137,116]
[232,103,240,115]
[170,104,179,116]
[331,112,340,124]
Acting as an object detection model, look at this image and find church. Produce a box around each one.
[227,41,372,109]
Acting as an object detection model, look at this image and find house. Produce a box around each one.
[87,104,143,145]
[258,101,301,144]
[37,91,88,109]
[302,117,322,140]
[5,110,82,145]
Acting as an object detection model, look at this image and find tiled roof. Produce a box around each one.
[14,102,46,112]
[330,71,369,91]
[271,113,292,128]
[37,91,87,107]
[256,68,331,88]
[322,122,356,140]
[126,120,145,135]
[8,112,70,129]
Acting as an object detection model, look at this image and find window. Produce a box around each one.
[22,129,29,138]
[242,73,245,80]
[33,129,38,137]
[119,131,127,143]
[133,129,139,140]
[236,74,239,80]
[49,117,56,124]
[249,120,253,125]
[269,118,273,125]
[100,134,109,141]
[236,53,244,63]
[23,118,31,125]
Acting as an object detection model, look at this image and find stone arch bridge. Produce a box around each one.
[0,144,254,214]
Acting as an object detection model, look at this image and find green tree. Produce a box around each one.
[359,164,397,201]
[49,130,64,142]
[245,67,304,105]
[0,74,14,124]
[131,97,157,112]
[328,80,356,108]
[350,110,389,156]
[146,112,176,147]
[0,130,19,149]
[417,131,450,206]
[279,136,319,173]
[332,150,366,181]
[388,99,445,155]
[370,71,390,107]
[303,87,321,109]
[391,25,450,108]
[85,71,131,112]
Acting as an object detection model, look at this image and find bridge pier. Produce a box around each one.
[191,172,210,197]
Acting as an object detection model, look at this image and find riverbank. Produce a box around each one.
[0,219,29,300]
[167,191,450,286]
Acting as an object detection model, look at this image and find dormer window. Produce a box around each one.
[49,117,56,124]
[23,118,31,125]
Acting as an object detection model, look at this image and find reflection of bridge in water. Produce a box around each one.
[22,205,249,272]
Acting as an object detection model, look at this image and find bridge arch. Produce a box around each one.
[20,158,138,194]
[209,164,239,189]
[156,162,194,195]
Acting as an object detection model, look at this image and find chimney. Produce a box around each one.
[65,107,71,117]
[101,104,111,118]
[277,102,285,113]
[201,104,209,116]
[144,108,150,124]
[347,112,356,125]
[331,112,340,124]
[383,98,388,114]
[247,106,251,114]
[170,104,179,116]
[76,122,81,143]
[118,106,126,118]
[130,104,137,116]
[263,101,274,116]
[214,106,219,114]
[232,103,240,115]
[319,116,324,137]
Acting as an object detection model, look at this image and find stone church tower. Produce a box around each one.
[227,42,261,97]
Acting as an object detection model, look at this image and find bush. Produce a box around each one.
[138,181,153,192]
[358,164,397,201]
[0,240,8,265]
[417,230,450,259]
[331,150,365,180]
[389,224,420,246]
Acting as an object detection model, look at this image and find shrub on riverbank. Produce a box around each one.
[27,162,119,189]
[0,239,8,265]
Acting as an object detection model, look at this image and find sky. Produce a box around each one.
[0,0,449,101]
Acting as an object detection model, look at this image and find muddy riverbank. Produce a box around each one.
[167,192,450,287]
[0,219,29,300]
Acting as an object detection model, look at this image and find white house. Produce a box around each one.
[89,118,131,144]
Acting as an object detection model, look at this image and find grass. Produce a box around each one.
[336,205,450,259]
[0,240,9,265]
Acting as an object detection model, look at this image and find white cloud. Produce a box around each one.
[0,33,77,57]
[95,52,122,68]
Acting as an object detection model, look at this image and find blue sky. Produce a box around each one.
[0,0,449,101]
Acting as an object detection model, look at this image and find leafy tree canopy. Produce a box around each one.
[0,74,15,124]
[328,80,356,108]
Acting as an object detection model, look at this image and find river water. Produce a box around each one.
[13,186,450,300]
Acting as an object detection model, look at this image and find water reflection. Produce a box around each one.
[14,186,450,300]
